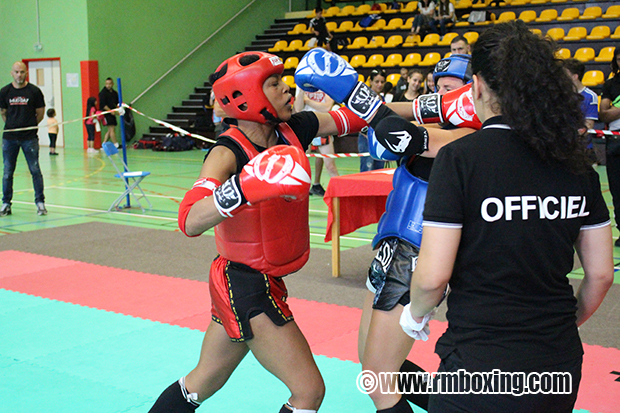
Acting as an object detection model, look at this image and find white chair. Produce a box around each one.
[102,142,152,212]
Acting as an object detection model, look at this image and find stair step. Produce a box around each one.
[167,112,196,120]
[189,93,208,100]
[173,105,204,114]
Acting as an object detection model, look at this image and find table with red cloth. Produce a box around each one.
[324,169,395,277]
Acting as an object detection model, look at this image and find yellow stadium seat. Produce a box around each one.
[518,10,537,23]
[367,19,388,31]
[382,35,404,48]
[350,21,365,32]
[545,27,565,41]
[573,47,595,62]
[530,28,542,36]
[339,55,349,62]
[550,0,566,2]
[283,39,303,51]
[535,9,557,22]
[399,53,422,67]
[382,54,404,67]
[288,24,308,35]
[603,5,620,19]
[463,31,479,45]
[419,33,440,46]
[438,32,459,46]
[444,51,452,58]
[496,11,516,24]
[348,37,369,49]
[282,76,296,89]
[511,0,531,5]
[579,7,602,20]
[402,2,419,13]
[383,18,404,31]
[268,40,287,52]
[582,70,605,87]
[299,38,316,51]
[402,34,420,47]
[531,0,548,4]
[350,54,367,68]
[587,26,611,40]
[386,73,401,86]
[364,36,386,48]
[326,21,338,33]
[362,54,385,67]
[352,4,372,15]
[400,17,415,30]
[612,26,620,39]
[557,8,579,21]
[473,0,493,9]
[358,73,365,82]
[594,47,615,63]
[283,57,298,69]
[564,27,587,41]
[419,52,442,67]
[336,5,356,16]
[333,20,354,33]
[323,6,340,17]
[455,0,472,9]
[555,48,571,59]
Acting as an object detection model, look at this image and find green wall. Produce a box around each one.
[0,0,310,148]
[86,0,295,141]
[0,0,89,149]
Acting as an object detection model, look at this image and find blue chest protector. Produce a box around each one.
[372,160,428,249]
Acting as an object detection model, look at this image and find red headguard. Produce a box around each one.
[210,52,284,124]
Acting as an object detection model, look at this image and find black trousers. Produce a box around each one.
[428,350,582,413]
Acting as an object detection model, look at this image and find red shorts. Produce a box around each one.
[209,256,293,342]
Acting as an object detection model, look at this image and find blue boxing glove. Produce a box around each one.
[295,48,382,121]
[368,127,401,161]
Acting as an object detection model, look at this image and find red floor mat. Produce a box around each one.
[1,250,618,412]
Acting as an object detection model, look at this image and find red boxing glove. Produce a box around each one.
[412,83,481,130]
[213,145,311,217]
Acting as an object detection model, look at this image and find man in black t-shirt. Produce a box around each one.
[0,62,46,216]
[99,77,120,149]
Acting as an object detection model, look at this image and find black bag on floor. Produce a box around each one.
[157,133,194,151]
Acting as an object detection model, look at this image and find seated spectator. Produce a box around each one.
[434,0,455,36]
[450,35,471,55]
[411,0,437,36]
[395,69,424,102]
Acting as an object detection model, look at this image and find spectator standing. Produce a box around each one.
[309,8,335,51]
[0,61,47,216]
[99,77,120,149]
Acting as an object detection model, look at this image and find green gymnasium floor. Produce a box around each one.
[0,147,378,250]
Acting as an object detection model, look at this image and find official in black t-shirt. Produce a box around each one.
[0,61,47,216]
[402,22,614,412]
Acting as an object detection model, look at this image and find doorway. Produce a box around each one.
[25,59,63,148]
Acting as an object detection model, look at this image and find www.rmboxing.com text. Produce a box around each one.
[356,369,572,396]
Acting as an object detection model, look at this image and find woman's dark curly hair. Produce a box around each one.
[472,21,591,174]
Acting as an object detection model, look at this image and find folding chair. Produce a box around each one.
[102,142,152,212]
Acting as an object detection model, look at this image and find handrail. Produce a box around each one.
[131,0,257,105]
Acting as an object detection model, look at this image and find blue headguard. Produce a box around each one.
[433,54,472,92]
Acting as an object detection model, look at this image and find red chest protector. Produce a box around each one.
[214,124,310,277]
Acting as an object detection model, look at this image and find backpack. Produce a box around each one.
[359,14,381,28]
[133,136,160,150]
[157,133,194,151]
